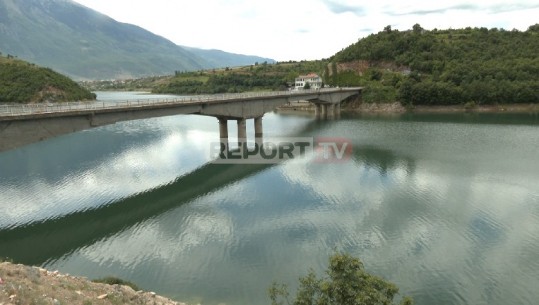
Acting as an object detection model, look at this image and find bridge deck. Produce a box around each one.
[0,88,362,152]
[0,88,361,121]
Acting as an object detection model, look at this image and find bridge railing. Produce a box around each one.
[0,88,344,117]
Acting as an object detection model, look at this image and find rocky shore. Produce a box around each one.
[0,262,185,305]
[278,100,539,114]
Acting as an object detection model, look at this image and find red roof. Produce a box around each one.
[297,73,320,79]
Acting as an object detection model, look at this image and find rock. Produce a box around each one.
[0,277,4,284]
[8,295,16,300]
[97,294,108,300]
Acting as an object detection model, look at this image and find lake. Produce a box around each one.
[1,93,538,305]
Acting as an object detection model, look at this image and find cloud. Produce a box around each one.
[296,28,311,34]
[321,0,366,16]
[358,27,375,33]
[488,2,539,14]
[387,4,478,16]
[387,2,539,16]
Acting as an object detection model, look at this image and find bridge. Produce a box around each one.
[0,87,362,152]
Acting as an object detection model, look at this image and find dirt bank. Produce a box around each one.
[0,262,185,305]
[279,101,539,114]
[407,103,539,113]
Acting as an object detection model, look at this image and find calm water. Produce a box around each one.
[1,94,539,305]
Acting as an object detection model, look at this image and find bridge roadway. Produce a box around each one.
[0,87,361,152]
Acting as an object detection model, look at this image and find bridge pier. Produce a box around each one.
[217,116,264,150]
[320,104,327,119]
[327,104,335,119]
[254,116,263,146]
[237,118,247,148]
[218,118,229,148]
[314,103,341,119]
[314,104,321,118]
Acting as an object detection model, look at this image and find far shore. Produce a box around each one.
[277,101,539,114]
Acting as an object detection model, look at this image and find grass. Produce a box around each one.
[0,257,14,263]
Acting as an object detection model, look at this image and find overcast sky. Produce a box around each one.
[71,0,539,61]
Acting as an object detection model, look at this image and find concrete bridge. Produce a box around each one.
[0,88,361,152]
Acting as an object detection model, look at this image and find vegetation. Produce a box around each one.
[329,24,539,105]
[83,24,539,108]
[0,56,96,103]
[92,276,141,292]
[152,61,328,94]
[80,76,171,92]
[0,257,13,263]
[269,252,412,305]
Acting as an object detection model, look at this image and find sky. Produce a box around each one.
[71,0,539,61]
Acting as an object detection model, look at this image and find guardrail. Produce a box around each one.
[0,88,347,117]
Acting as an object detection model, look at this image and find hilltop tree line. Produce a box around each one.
[329,24,539,105]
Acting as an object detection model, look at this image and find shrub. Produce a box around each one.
[269,252,413,305]
[92,276,141,291]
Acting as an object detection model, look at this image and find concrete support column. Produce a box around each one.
[335,103,341,117]
[237,118,247,148]
[218,118,228,141]
[254,116,263,147]
[314,103,321,118]
[327,104,335,119]
[218,118,229,153]
[320,104,328,119]
[254,117,263,138]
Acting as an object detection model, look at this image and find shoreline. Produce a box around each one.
[277,102,539,114]
[0,262,185,305]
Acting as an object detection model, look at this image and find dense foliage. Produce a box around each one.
[0,56,96,103]
[269,252,412,305]
[154,73,287,94]
[330,24,539,105]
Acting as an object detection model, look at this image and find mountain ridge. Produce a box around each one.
[0,0,274,80]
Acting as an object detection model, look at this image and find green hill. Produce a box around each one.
[0,56,96,104]
[328,24,539,105]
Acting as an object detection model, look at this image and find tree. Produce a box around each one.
[528,24,539,32]
[304,82,311,89]
[269,252,413,305]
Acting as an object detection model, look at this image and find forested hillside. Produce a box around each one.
[329,24,539,105]
[152,61,327,94]
[0,56,96,103]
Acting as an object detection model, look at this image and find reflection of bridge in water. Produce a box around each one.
[0,162,271,265]
[0,118,324,264]
[0,117,411,266]
[0,88,361,152]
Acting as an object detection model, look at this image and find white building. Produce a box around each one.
[294,73,323,90]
